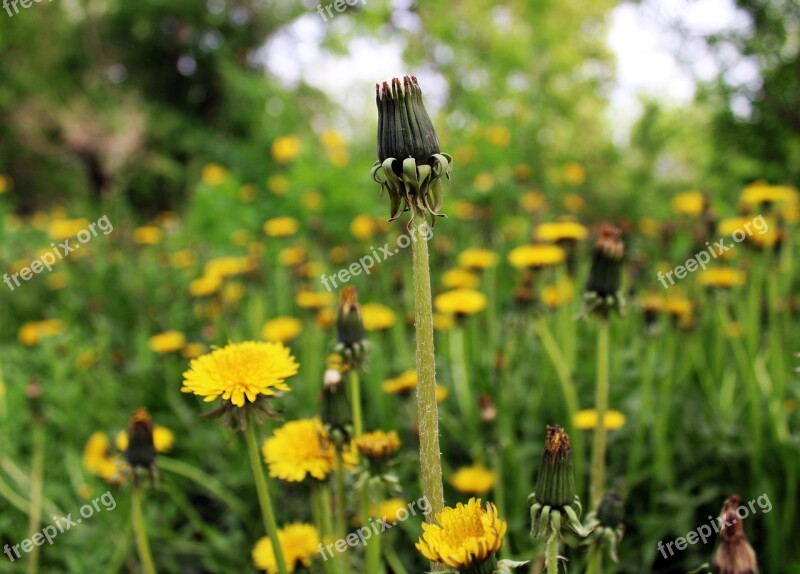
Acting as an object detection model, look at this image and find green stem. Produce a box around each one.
[590,319,610,509]
[245,419,289,574]
[362,485,381,574]
[26,424,45,574]
[586,544,603,574]
[409,209,446,572]
[350,370,363,438]
[334,453,347,539]
[383,543,410,574]
[131,486,157,574]
[450,326,475,425]
[546,534,559,574]
[320,482,346,574]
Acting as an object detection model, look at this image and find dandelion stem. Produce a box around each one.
[590,319,610,509]
[334,452,347,538]
[361,484,381,573]
[546,534,559,574]
[245,419,289,574]
[409,209,446,572]
[450,325,475,427]
[26,424,45,574]
[131,486,157,574]
[350,370,364,438]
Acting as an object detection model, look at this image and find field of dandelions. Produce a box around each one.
[2,83,800,574]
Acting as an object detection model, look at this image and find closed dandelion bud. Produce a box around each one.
[479,394,497,423]
[713,495,759,574]
[584,225,625,317]
[597,492,624,527]
[528,425,590,542]
[335,286,367,370]
[376,76,440,165]
[534,425,576,508]
[372,76,452,224]
[125,408,156,470]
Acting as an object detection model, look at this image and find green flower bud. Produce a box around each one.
[376,76,440,166]
[336,286,367,370]
[534,425,576,508]
[372,76,452,224]
[125,408,156,470]
[584,225,625,317]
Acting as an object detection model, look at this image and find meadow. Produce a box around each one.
[1,1,799,573]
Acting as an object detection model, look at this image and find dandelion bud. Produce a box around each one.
[584,225,625,317]
[597,492,624,527]
[479,394,497,423]
[713,495,759,574]
[321,369,351,446]
[125,408,156,470]
[534,425,576,508]
[372,76,452,224]
[376,76,441,165]
[335,287,367,370]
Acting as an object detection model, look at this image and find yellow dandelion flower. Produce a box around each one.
[46,272,69,291]
[562,162,586,186]
[362,303,396,331]
[18,319,65,346]
[301,190,323,211]
[181,341,298,408]
[671,191,705,218]
[535,221,588,242]
[268,175,290,196]
[328,246,349,264]
[262,418,352,482]
[436,386,449,403]
[507,244,565,269]
[434,313,455,331]
[573,409,626,430]
[485,125,511,147]
[189,273,223,297]
[320,129,345,150]
[520,191,546,213]
[473,172,495,193]
[450,464,497,495]
[134,226,162,245]
[354,430,401,462]
[454,201,477,220]
[327,148,349,167]
[541,279,575,308]
[202,164,229,186]
[698,268,746,288]
[221,282,246,306]
[239,184,257,203]
[434,289,487,317]
[316,308,337,329]
[47,218,90,241]
[443,268,480,289]
[416,498,507,570]
[264,217,299,238]
[457,249,499,271]
[563,193,584,212]
[148,331,185,354]
[271,135,302,164]
[664,297,693,318]
[0,174,12,194]
[115,426,175,453]
[350,214,379,240]
[83,432,126,483]
[640,292,665,313]
[182,343,207,359]
[171,249,196,269]
[638,216,661,237]
[295,290,335,310]
[718,216,779,248]
[279,245,306,267]
[252,523,320,574]
[205,256,254,279]
[262,317,303,343]
[740,182,797,207]
[382,370,417,395]
[371,499,408,523]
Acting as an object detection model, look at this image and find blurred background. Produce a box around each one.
[1,0,798,573]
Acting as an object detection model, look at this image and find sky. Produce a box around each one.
[258,0,754,144]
